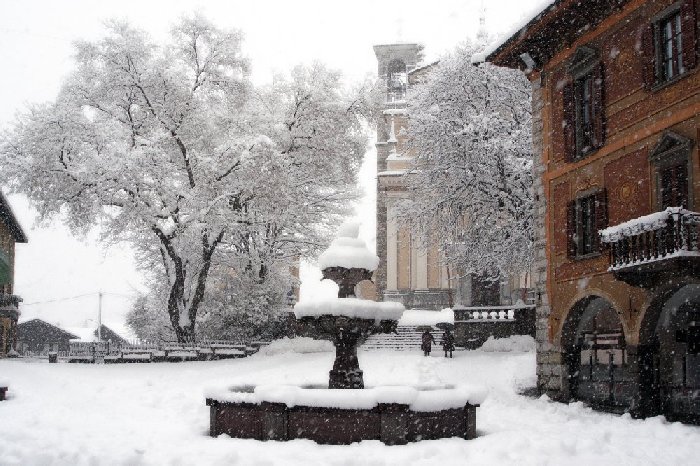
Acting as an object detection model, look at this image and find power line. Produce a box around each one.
[22,291,137,306]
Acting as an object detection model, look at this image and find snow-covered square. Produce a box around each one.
[1,341,698,465]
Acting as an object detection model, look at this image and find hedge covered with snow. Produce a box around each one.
[259,337,334,356]
[480,335,536,353]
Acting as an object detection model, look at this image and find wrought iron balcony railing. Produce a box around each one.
[0,293,21,308]
[600,207,700,272]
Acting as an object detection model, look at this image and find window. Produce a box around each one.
[567,190,608,259]
[386,59,407,102]
[660,11,684,81]
[563,46,604,160]
[650,131,693,210]
[643,1,697,87]
[576,73,595,155]
[660,162,689,209]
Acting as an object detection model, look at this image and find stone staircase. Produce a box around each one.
[361,325,442,351]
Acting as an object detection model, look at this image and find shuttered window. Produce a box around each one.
[0,249,10,286]
[643,0,697,87]
[660,162,689,209]
[567,190,608,259]
[563,54,605,161]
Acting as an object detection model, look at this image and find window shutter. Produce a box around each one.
[567,200,578,258]
[681,0,698,71]
[595,189,608,251]
[592,63,605,149]
[678,162,690,208]
[563,81,576,162]
[641,24,656,87]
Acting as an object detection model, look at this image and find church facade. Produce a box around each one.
[373,43,534,310]
[374,43,456,310]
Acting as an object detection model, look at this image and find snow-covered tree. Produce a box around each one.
[0,16,368,342]
[399,45,533,279]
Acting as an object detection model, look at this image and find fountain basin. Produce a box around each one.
[206,385,484,445]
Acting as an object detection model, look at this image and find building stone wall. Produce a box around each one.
[530,74,566,399]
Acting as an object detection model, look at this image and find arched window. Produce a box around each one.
[387,59,407,102]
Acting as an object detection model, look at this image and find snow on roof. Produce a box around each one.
[0,191,27,243]
[408,60,439,76]
[378,170,408,176]
[317,221,380,271]
[103,322,137,341]
[65,327,99,343]
[386,152,412,161]
[472,0,558,64]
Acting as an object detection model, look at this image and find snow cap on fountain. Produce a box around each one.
[318,220,379,271]
[294,298,404,322]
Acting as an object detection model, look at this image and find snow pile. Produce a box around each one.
[480,335,536,353]
[209,384,487,411]
[317,221,379,271]
[399,308,454,326]
[294,298,404,322]
[600,207,694,243]
[259,337,333,356]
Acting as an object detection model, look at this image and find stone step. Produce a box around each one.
[362,325,445,351]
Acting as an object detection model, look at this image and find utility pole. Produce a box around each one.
[97,291,103,341]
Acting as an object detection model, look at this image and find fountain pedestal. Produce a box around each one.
[329,329,364,389]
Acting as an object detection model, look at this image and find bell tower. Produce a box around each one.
[373,43,454,310]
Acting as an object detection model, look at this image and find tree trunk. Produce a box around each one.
[175,324,196,344]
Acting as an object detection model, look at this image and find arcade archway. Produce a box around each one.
[561,296,633,411]
[640,284,700,422]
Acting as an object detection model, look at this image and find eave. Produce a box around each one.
[0,192,27,243]
[486,0,630,70]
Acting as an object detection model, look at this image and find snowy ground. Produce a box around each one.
[1,345,698,465]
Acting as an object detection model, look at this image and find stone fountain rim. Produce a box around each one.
[206,383,486,412]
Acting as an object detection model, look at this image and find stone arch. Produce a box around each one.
[559,293,633,411]
[636,277,700,422]
[557,289,629,348]
[638,276,700,344]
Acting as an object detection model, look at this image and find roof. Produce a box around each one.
[18,319,79,339]
[484,0,630,70]
[0,191,27,243]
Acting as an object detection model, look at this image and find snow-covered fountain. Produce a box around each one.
[206,223,483,444]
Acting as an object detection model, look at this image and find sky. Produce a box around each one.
[0,0,544,328]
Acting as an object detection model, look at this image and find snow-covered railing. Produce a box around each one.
[0,293,21,308]
[453,305,535,322]
[600,207,700,271]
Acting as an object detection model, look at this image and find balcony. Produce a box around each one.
[0,293,21,308]
[600,208,700,287]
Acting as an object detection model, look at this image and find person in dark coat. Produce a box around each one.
[421,330,435,356]
[441,329,455,358]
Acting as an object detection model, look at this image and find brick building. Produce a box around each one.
[488,0,700,422]
[0,192,27,357]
